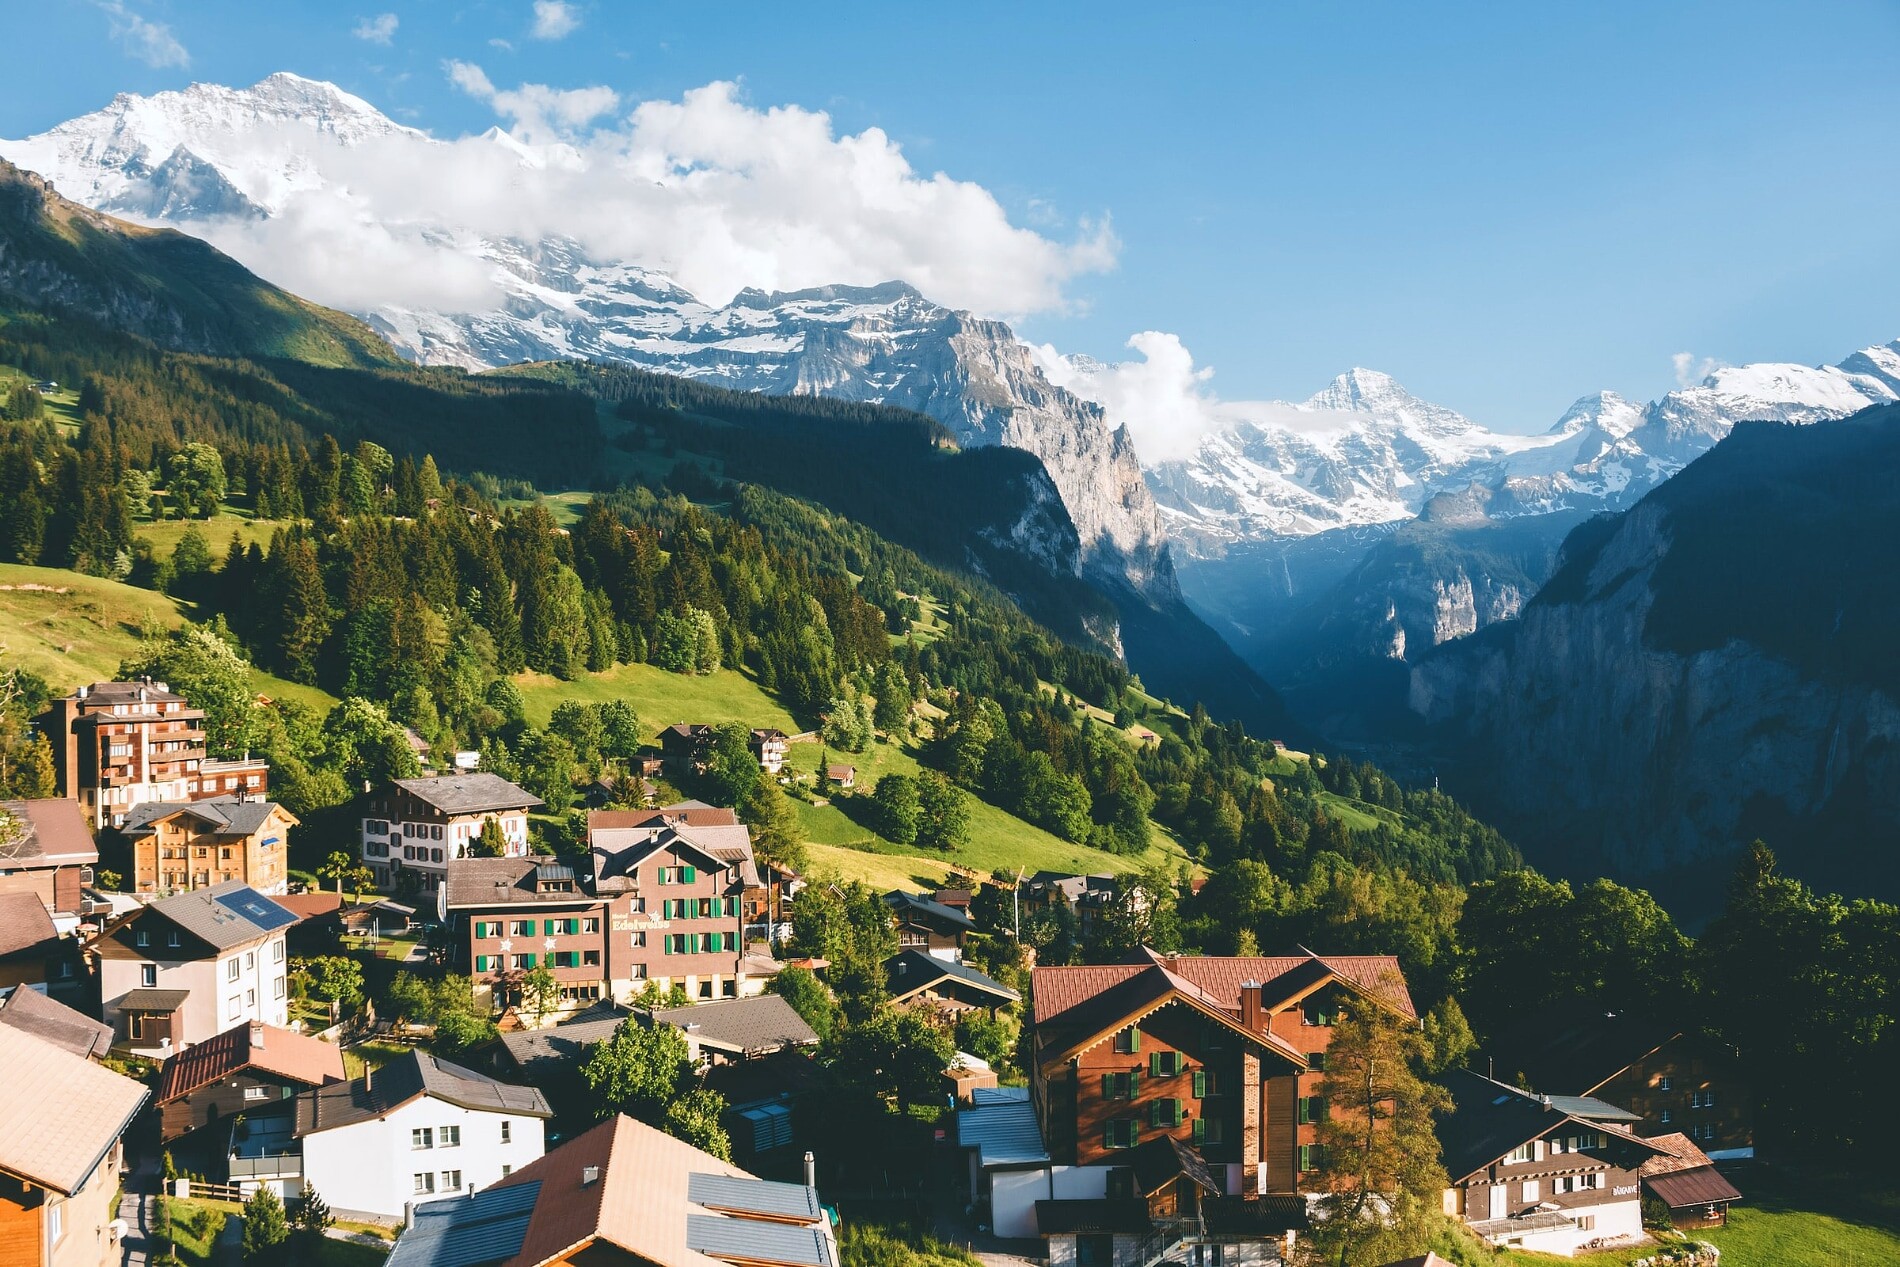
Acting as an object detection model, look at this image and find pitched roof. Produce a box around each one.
[881,889,976,933]
[648,995,819,1057]
[295,1050,550,1136]
[442,859,593,908]
[958,1096,1049,1169]
[884,950,1020,1004]
[426,1114,833,1267]
[1479,1004,1683,1096]
[62,680,191,707]
[274,892,347,921]
[394,773,542,816]
[1032,950,1415,1026]
[588,803,740,832]
[1637,1132,1728,1180]
[141,881,297,950]
[121,796,292,839]
[0,985,114,1059]
[495,1008,632,1075]
[592,822,754,892]
[0,891,58,956]
[1436,1069,1667,1182]
[1643,1165,1743,1210]
[0,1026,148,1195]
[157,1021,346,1103]
[0,798,98,866]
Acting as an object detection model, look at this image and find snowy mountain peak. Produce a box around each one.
[1549,390,1643,439]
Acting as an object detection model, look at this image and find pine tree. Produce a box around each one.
[240,1187,289,1264]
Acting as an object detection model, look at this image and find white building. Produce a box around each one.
[236,1049,551,1217]
[360,774,542,893]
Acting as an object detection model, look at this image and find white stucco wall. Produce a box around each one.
[300,1094,545,1218]
[1489,1199,1643,1258]
[987,1164,1110,1241]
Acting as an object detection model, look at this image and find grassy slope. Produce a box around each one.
[135,509,294,561]
[512,659,1195,888]
[0,562,335,711]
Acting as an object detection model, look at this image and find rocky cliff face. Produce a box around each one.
[1409,407,1900,897]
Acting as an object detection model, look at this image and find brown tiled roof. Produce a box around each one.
[0,798,98,866]
[588,804,740,831]
[156,1021,346,1103]
[1644,1166,1743,1209]
[1638,1132,1718,1177]
[1032,950,1415,1025]
[0,891,58,956]
[0,986,113,1060]
[274,893,347,921]
[0,1026,148,1195]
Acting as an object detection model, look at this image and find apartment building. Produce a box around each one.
[360,774,541,893]
[122,796,298,897]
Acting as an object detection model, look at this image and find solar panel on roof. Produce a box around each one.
[686,1215,834,1267]
[688,1172,821,1221]
[387,1182,541,1267]
[214,889,298,931]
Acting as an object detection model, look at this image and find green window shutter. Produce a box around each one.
[521,953,535,968]
[1298,1097,1311,1124]
[473,955,487,972]
[1128,1027,1140,1052]
[1193,1070,1207,1099]
[1192,1118,1206,1143]
[683,865,697,883]
[1150,1052,1162,1077]
[1104,1120,1115,1149]
[473,922,486,939]
[1102,1074,1113,1100]
[1129,1070,1140,1097]
[1130,1120,1140,1145]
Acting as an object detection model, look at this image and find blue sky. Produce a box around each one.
[5,0,1899,431]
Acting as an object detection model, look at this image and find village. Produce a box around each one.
[1,675,1753,1267]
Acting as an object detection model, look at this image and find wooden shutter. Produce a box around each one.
[1193,1069,1206,1098]
[1128,1027,1140,1052]
[1150,1052,1162,1077]
[1192,1118,1206,1143]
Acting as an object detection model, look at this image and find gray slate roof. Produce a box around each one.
[648,994,820,1057]
[396,773,543,816]
[495,1009,631,1074]
[296,1049,550,1136]
[882,889,976,933]
[146,881,295,950]
[442,859,593,908]
[884,950,1020,1003]
[121,795,285,838]
[1437,1069,1660,1182]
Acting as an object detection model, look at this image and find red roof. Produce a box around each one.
[587,806,739,831]
[156,1021,346,1102]
[1033,950,1415,1026]
[274,892,347,921]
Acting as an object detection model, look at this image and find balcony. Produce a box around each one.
[228,1114,302,1182]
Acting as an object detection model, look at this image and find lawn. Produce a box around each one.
[340,1040,416,1078]
[514,661,800,732]
[0,562,336,711]
[135,508,295,562]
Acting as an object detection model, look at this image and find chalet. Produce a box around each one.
[1478,1006,1753,1158]
[643,993,820,1063]
[360,773,541,892]
[659,724,717,778]
[748,729,789,775]
[0,891,84,997]
[477,1003,634,1128]
[0,1027,148,1267]
[236,1049,550,1214]
[824,764,855,790]
[1635,1133,1743,1229]
[1438,1069,1668,1256]
[384,1114,838,1267]
[884,950,1020,1014]
[191,755,270,802]
[122,795,298,897]
[154,1020,346,1143]
[1022,949,1414,1255]
[0,798,98,926]
[90,881,295,1053]
[1022,871,1121,934]
[0,983,114,1060]
[882,889,975,962]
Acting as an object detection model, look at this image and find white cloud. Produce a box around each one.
[530,0,581,40]
[1672,351,1726,388]
[91,74,1116,324]
[446,60,620,139]
[96,0,189,68]
[1043,332,1229,463]
[353,13,399,45]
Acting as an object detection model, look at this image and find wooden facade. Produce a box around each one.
[1591,1035,1752,1157]
[129,801,296,897]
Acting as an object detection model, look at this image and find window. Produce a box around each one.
[273,976,286,999]
[1150,1098,1184,1128]
[141,964,158,988]
[500,1121,512,1144]
[431,826,443,841]
[475,955,494,973]
[1522,1180,1540,1203]
[1301,1000,1337,1027]
[1149,1051,1184,1077]
[1297,1095,1327,1125]
[1692,1123,1716,1142]
[1103,1118,1139,1149]
[1298,1144,1324,1173]
[1691,1091,1715,1109]
[1103,1072,1140,1104]
[228,997,241,1020]
[1113,1026,1141,1054]
[511,920,535,937]
[439,1125,460,1147]
[1660,1109,1673,1124]
[1306,1052,1327,1072]
[245,989,256,1008]
[412,1128,434,1150]
[630,932,646,949]
[244,1086,269,1102]
[1658,1075,1673,1091]
[1192,1117,1225,1144]
[1574,1215,1596,1233]
[582,949,601,967]
[440,1170,461,1191]
[581,917,600,934]
[413,1174,435,1194]
[273,940,285,963]
[1077,1234,1114,1267]
[136,930,150,948]
[227,959,241,982]
[1504,1142,1535,1164]
[512,954,535,970]
[500,1165,513,1178]
[48,1202,62,1244]
[168,931,181,948]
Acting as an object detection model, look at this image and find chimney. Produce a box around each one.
[250,1021,264,1049]
[581,1165,601,1187]
[1239,980,1264,1032]
[803,1151,816,1189]
[403,1202,415,1231]
[364,1063,373,1094]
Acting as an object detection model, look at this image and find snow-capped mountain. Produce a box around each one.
[0,74,1172,600]
[1147,347,1900,552]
